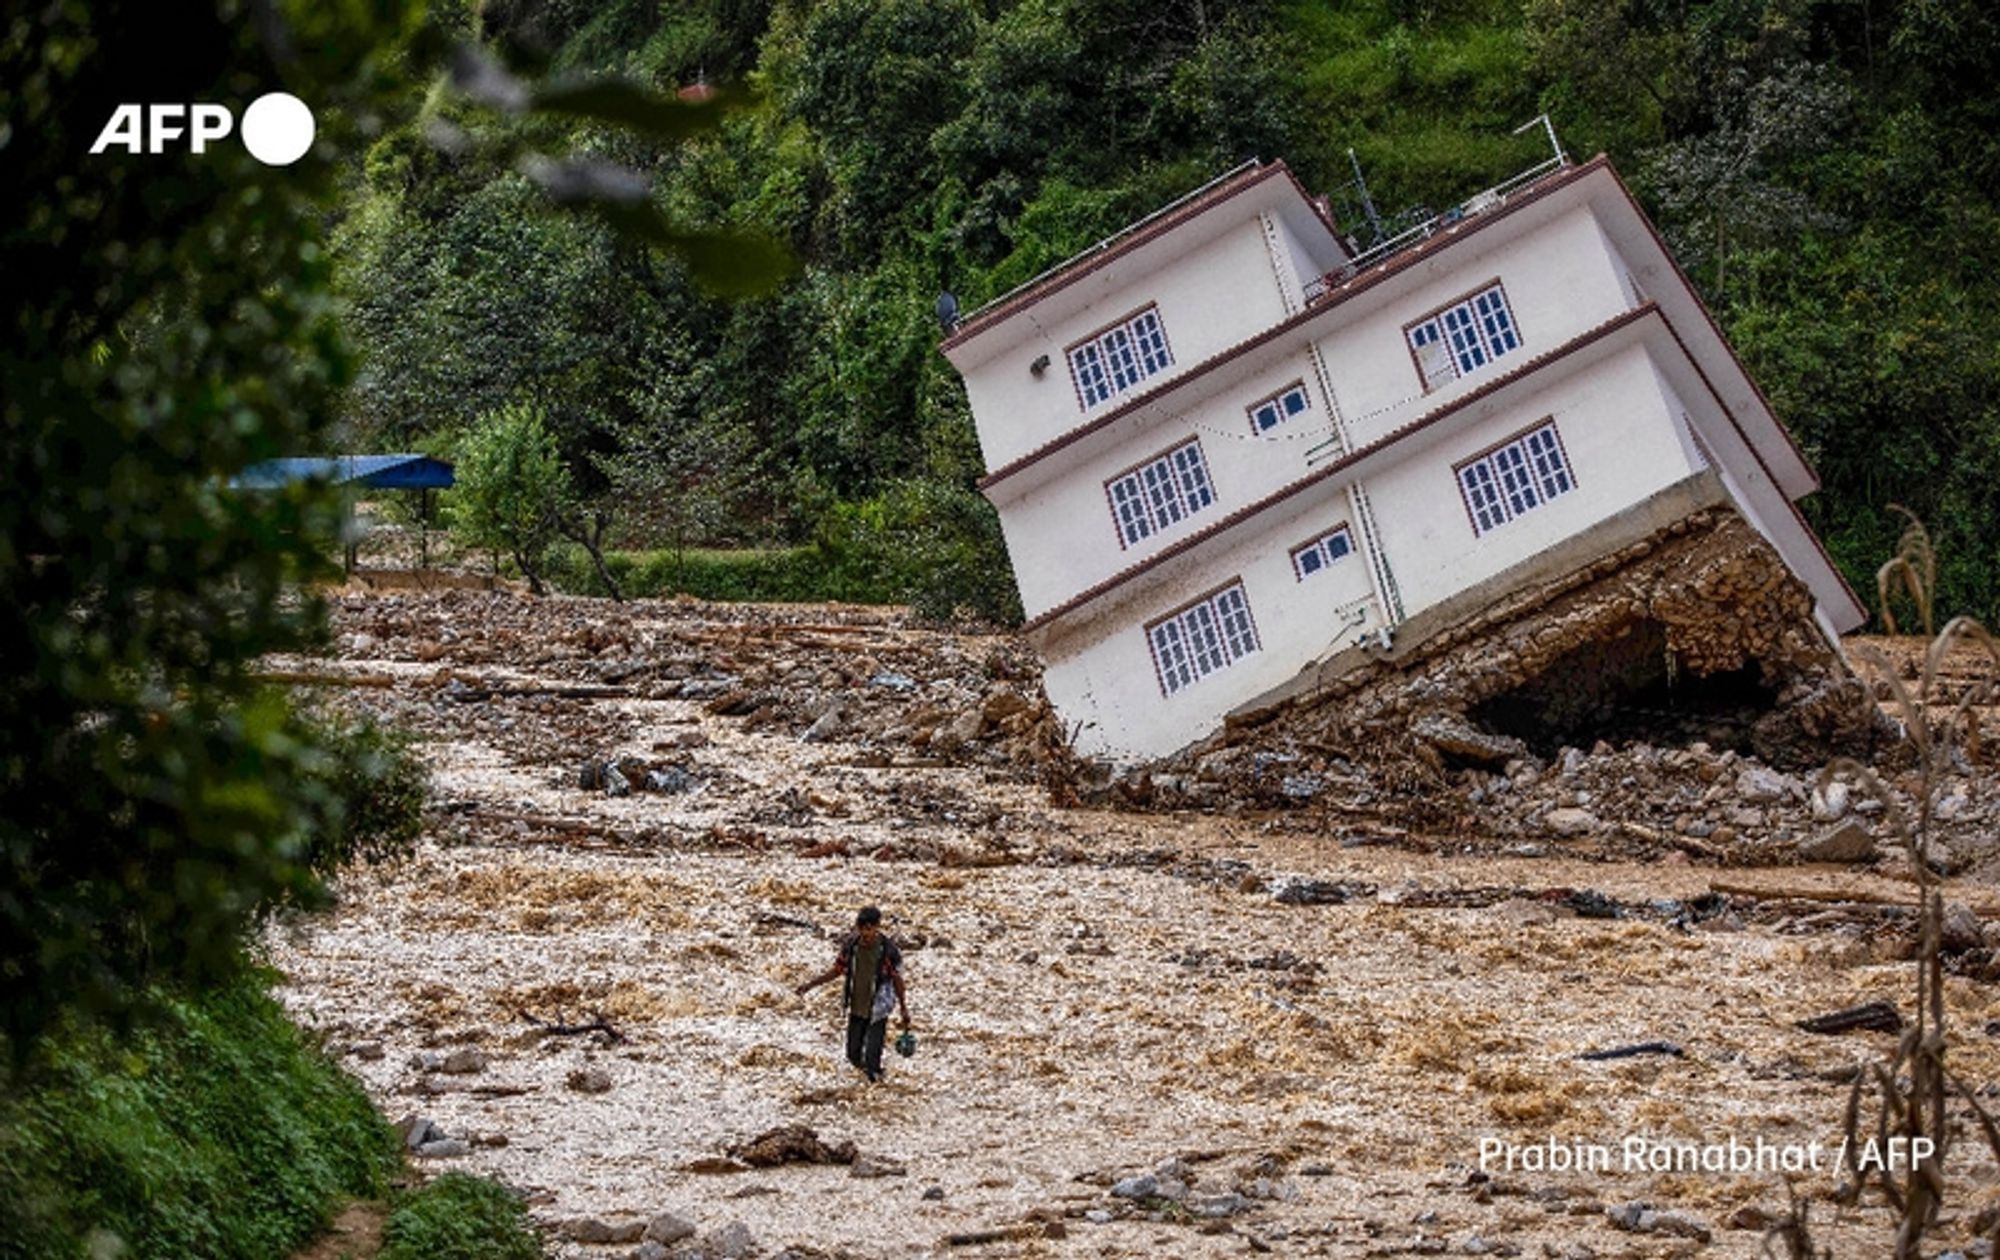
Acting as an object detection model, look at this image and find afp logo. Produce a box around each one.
[89,92,315,166]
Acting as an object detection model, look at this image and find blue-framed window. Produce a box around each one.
[1407,282,1521,389]
[1290,525,1354,579]
[1069,306,1173,409]
[1456,421,1574,536]
[1106,439,1215,548]
[1249,382,1312,434]
[1149,582,1260,696]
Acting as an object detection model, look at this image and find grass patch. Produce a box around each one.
[379,1174,543,1260]
[0,972,397,1260]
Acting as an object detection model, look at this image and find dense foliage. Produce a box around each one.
[0,0,434,1052]
[0,975,396,1260]
[342,0,1999,621]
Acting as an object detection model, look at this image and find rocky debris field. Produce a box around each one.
[267,589,2000,1259]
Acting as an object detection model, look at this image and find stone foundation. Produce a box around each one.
[1214,507,1878,770]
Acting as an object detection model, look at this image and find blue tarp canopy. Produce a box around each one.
[233,454,455,491]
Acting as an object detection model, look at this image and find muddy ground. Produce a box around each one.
[264,589,2000,1259]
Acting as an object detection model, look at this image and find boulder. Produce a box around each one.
[567,1067,614,1094]
[1412,712,1528,767]
[562,1218,646,1245]
[1110,1174,1158,1199]
[440,1047,488,1074]
[1736,766,1798,805]
[1544,807,1599,837]
[644,1213,696,1245]
[1798,819,1875,863]
[1943,903,1985,954]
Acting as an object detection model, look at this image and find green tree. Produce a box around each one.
[451,404,576,595]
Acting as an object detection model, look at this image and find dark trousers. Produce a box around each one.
[846,1015,886,1077]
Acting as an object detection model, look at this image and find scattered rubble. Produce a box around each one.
[262,586,2000,1260]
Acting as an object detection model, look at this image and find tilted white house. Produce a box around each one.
[939,154,1866,764]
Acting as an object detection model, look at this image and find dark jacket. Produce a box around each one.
[835,932,902,1017]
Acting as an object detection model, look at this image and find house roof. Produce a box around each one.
[939,160,1343,355]
[232,454,456,491]
[976,155,1821,509]
[976,156,1610,495]
[1018,300,1866,635]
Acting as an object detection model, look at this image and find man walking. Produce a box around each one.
[796,906,911,1083]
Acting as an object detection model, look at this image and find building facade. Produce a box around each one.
[940,156,1865,764]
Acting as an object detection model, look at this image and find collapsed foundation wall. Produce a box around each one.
[1173,507,1881,799]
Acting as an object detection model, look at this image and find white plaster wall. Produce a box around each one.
[995,345,1341,618]
[961,222,1292,472]
[1041,481,1379,763]
[1315,205,1636,451]
[1364,344,1702,618]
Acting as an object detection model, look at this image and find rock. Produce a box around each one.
[629,1244,669,1260]
[1111,1174,1159,1199]
[849,1153,908,1178]
[567,1067,614,1094]
[1188,1193,1254,1218]
[945,708,985,745]
[1412,711,1528,767]
[648,767,693,793]
[1154,1157,1192,1182]
[1810,780,1851,822]
[1943,903,1985,954]
[1646,1210,1713,1242]
[414,1138,469,1159]
[868,671,918,692]
[1798,819,1875,863]
[922,1185,945,1201]
[605,766,632,797]
[1727,1204,1782,1230]
[982,686,1031,721]
[705,1221,755,1260]
[352,1041,384,1061]
[1085,1209,1114,1224]
[1736,765,1797,805]
[645,1213,697,1245]
[562,1218,646,1245]
[1544,807,1599,837]
[578,761,605,791]
[441,1047,488,1074]
[1152,1177,1189,1201]
[728,1124,856,1167]
[1560,747,1587,777]
[801,707,844,743]
[1279,774,1322,800]
[395,1114,440,1149]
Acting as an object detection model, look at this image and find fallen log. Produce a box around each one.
[1795,1000,1903,1035]
[1579,1040,1685,1061]
[945,1225,1041,1247]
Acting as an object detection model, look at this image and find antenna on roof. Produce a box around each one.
[1342,149,1385,246]
[935,291,960,332]
[1513,113,1568,167]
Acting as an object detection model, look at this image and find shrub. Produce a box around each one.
[296,711,430,878]
[380,1173,545,1260]
[0,973,397,1260]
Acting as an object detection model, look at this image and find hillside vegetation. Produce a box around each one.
[337,0,1999,619]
